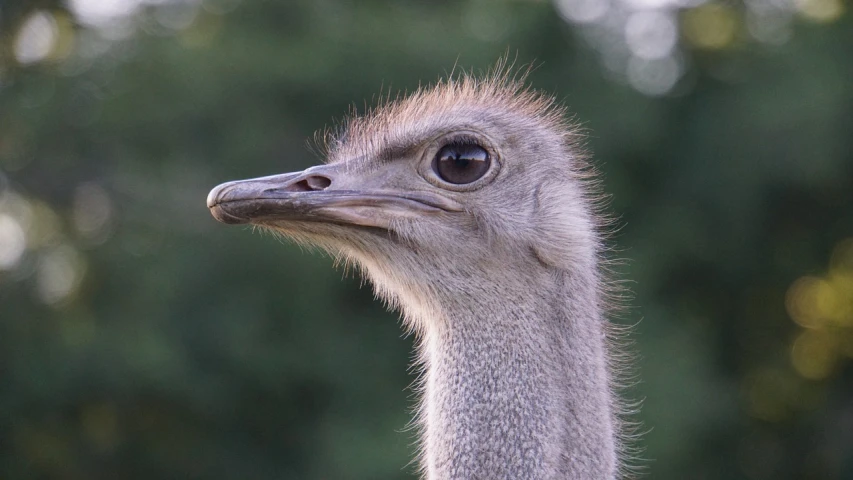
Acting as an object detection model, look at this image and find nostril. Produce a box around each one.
[287,180,311,192]
[283,175,332,193]
[304,175,331,190]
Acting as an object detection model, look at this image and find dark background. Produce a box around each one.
[1,0,852,479]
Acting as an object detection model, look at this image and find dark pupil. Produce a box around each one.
[433,144,491,185]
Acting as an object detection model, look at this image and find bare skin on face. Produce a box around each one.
[208,65,629,480]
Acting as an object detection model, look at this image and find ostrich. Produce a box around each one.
[207,67,630,479]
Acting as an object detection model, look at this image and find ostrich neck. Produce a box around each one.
[419,270,617,480]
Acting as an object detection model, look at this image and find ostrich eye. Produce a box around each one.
[432,143,491,185]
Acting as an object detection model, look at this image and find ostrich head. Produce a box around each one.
[208,70,601,331]
[208,67,623,479]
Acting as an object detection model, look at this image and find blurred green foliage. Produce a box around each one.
[1,0,852,479]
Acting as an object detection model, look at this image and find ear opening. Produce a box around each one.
[530,179,598,271]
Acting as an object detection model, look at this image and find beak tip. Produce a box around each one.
[206,183,227,209]
[208,182,250,224]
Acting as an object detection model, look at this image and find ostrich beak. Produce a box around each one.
[207,163,463,229]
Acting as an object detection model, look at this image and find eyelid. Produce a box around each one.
[442,134,481,147]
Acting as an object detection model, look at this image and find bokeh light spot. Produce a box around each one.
[555,0,611,24]
[14,11,59,65]
[36,246,86,306]
[746,8,793,45]
[785,239,853,381]
[682,3,738,50]
[626,55,682,96]
[795,0,844,22]
[786,274,853,328]
[0,214,27,270]
[68,0,141,28]
[625,10,679,60]
[623,0,682,9]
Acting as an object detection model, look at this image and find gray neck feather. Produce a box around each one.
[414,267,617,480]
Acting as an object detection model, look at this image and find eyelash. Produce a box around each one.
[442,134,481,148]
